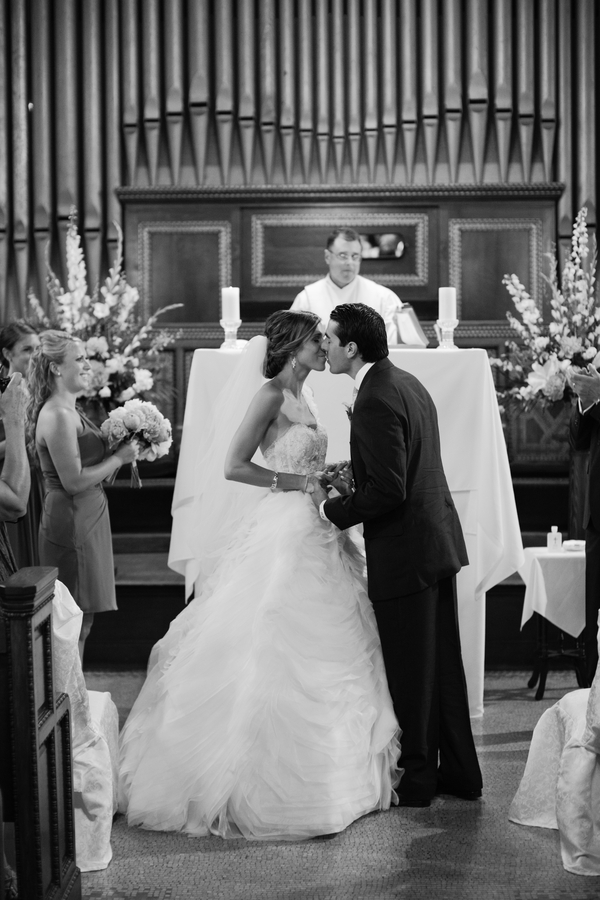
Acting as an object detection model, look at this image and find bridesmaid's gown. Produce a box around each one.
[37,411,117,613]
[0,419,43,568]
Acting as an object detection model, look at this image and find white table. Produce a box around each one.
[169,347,524,717]
[519,547,586,638]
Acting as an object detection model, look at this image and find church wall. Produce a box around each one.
[0,0,597,466]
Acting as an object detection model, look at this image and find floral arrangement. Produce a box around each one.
[491,207,599,412]
[28,208,181,417]
[101,399,172,488]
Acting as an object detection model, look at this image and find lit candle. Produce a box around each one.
[438,287,457,321]
[221,286,240,321]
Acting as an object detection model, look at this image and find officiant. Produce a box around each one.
[290,226,427,347]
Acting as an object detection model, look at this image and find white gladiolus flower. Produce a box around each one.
[86,336,110,357]
[105,356,126,374]
[25,211,182,415]
[526,356,569,401]
[93,302,110,319]
[133,367,154,392]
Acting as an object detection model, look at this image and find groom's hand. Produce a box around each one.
[321,461,354,496]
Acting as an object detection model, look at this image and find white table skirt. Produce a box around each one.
[519,547,586,638]
[169,346,524,717]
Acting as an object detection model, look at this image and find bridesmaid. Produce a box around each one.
[27,330,138,661]
[0,320,41,567]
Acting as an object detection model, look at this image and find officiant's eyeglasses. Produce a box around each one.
[328,251,361,263]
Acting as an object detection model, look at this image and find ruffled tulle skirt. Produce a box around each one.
[118,491,401,840]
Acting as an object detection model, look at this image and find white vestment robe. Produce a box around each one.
[291,275,423,346]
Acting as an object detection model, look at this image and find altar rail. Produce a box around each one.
[0,567,81,900]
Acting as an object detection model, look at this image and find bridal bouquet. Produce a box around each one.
[101,399,172,488]
[27,208,181,417]
[491,207,599,413]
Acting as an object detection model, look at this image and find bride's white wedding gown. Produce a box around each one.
[118,406,401,840]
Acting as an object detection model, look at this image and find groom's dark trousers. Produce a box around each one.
[372,578,480,800]
[325,357,482,801]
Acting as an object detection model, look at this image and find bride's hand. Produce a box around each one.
[309,480,329,509]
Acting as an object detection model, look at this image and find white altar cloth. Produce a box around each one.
[519,546,586,638]
[169,347,524,717]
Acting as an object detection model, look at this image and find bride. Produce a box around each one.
[118,310,401,840]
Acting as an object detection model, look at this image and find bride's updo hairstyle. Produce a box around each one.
[264,310,321,378]
[26,329,79,456]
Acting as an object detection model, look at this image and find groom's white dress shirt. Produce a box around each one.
[319,361,375,522]
[291,275,402,344]
[351,361,376,394]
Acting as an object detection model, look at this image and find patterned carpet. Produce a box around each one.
[80,669,600,900]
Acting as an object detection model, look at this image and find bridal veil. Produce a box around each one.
[169,336,270,599]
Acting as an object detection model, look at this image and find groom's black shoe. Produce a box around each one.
[436,781,482,801]
[396,794,431,808]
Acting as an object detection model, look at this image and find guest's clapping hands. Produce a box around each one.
[568,365,600,410]
[0,372,26,425]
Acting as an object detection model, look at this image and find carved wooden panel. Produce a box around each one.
[241,205,438,316]
[506,403,570,469]
[449,217,543,319]
[152,347,176,428]
[138,220,232,329]
[250,211,429,287]
[119,185,569,472]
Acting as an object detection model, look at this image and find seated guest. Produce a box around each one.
[509,624,600,875]
[290,227,422,346]
[0,321,42,567]
[51,579,119,872]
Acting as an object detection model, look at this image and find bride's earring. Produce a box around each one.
[291,357,297,370]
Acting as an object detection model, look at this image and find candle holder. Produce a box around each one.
[220,318,247,350]
[435,318,459,349]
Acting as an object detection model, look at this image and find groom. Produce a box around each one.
[312,303,482,807]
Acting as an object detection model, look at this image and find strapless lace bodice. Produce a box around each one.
[263,423,327,475]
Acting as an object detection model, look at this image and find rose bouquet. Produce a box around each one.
[491,207,599,414]
[101,399,172,488]
[28,208,182,417]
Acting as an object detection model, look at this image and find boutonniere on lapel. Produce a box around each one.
[343,402,353,421]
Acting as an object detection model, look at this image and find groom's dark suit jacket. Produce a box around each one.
[324,357,468,601]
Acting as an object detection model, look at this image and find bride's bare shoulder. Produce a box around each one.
[247,380,285,419]
[257,379,284,405]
